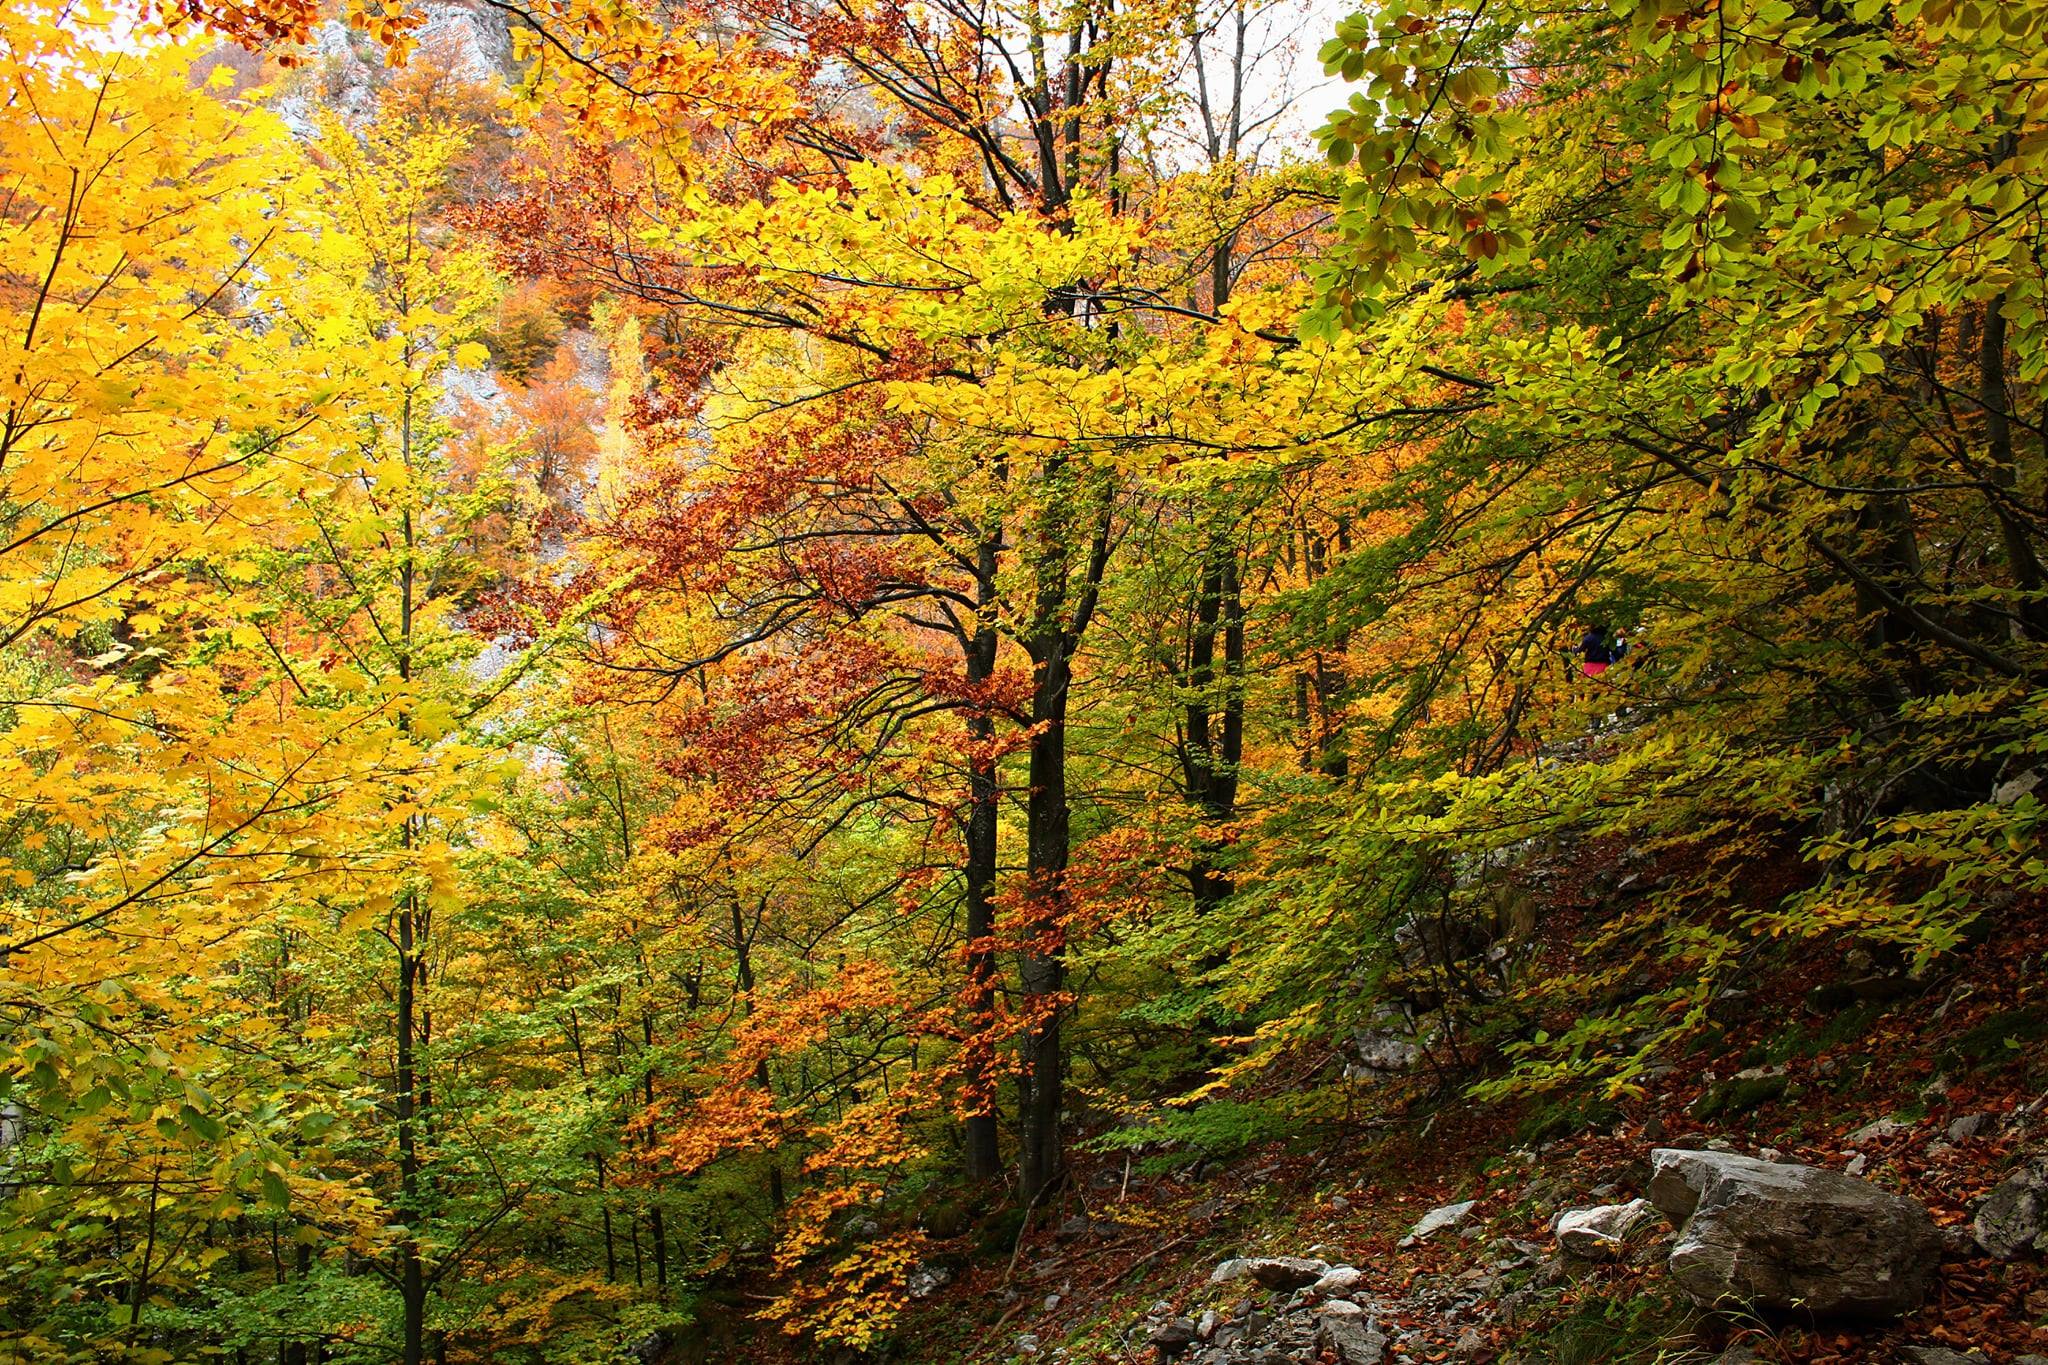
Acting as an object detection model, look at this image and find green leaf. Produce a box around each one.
[178,1103,226,1143]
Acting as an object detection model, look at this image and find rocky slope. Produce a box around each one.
[865,882,2048,1365]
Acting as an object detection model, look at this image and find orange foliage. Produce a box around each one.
[505,343,600,496]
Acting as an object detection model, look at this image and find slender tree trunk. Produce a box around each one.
[595,1154,617,1282]
[1979,294,2048,638]
[962,535,1003,1183]
[1182,531,1244,913]
[568,1012,619,1284]
[397,882,426,1365]
[727,899,785,1210]
[639,1012,668,1294]
[1839,408,1926,700]
[1184,217,1247,904]
[128,1164,161,1329]
[1301,523,1351,777]
[395,391,428,1365]
[1018,638,1071,1206]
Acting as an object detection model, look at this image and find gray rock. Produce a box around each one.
[1314,1309,1388,1365]
[1312,1265,1364,1295]
[1973,1156,2048,1259]
[1555,1198,1661,1259]
[1399,1200,1477,1247]
[1947,1112,2000,1142]
[1995,769,2042,805]
[1646,1147,1941,1316]
[1209,1258,1252,1284]
[1244,1256,1330,1291]
[1849,1118,1912,1143]
[1936,1222,1979,1258]
[1147,1318,1198,1354]
[1015,1333,1041,1356]
[906,1261,954,1298]
[1351,1023,1422,1077]
[2014,1356,2048,1365]
[1196,1310,1220,1340]
[1901,1349,1987,1365]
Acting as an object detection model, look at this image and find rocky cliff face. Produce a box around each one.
[267,0,516,134]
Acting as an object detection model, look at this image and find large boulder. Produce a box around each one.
[1645,1148,1940,1316]
[1973,1156,2048,1259]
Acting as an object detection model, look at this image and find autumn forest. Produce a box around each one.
[4,0,2047,1360]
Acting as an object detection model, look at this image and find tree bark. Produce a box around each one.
[1979,295,2048,638]
[1017,636,1071,1206]
[1181,532,1244,912]
[962,528,1003,1184]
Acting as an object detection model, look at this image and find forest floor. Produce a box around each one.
[877,873,2048,1364]
[693,853,2047,1365]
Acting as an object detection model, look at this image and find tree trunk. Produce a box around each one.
[728,900,785,1211]
[639,1012,668,1295]
[1979,294,2048,638]
[1018,637,1071,1207]
[1182,531,1244,913]
[395,431,428,1365]
[962,538,1003,1182]
[397,885,426,1365]
[1014,464,1112,1208]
